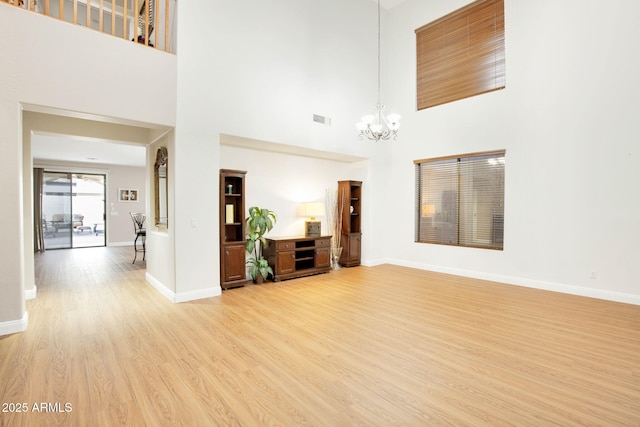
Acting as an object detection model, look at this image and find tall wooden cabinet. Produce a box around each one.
[338,180,362,267]
[219,169,250,289]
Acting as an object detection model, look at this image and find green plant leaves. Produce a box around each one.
[245,206,278,280]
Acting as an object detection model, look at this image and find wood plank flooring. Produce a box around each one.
[1,246,639,426]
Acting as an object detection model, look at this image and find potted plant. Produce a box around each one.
[245,206,277,283]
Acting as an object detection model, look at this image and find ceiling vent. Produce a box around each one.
[313,114,331,126]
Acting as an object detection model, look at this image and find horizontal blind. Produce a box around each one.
[417,158,459,245]
[457,153,504,249]
[416,0,505,110]
[415,151,505,249]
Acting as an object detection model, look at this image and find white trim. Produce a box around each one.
[33,163,111,174]
[107,241,133,247]
[145,272,221,303]
[0,312,29,336]
[174,287,221,303]
[25,285,37,300]
[362,258,386,267]
[385,258,640,306]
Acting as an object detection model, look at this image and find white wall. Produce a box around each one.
[173,0,386,297]
[106,164,148,245]
[145,133,176,299]
[219,144,369,259]
[0,4,176,331]
[188,0,380,157]
[384,0,640,303]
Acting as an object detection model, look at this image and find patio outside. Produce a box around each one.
[42,172,106,249]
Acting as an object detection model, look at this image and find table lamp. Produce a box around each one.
[301,202,325,237]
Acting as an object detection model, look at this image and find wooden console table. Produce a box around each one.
[263,235,331,281]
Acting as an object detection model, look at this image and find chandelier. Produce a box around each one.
[356,0,401,141]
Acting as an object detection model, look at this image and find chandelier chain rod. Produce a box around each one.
[356,0,400,141]
[377,0,381,107]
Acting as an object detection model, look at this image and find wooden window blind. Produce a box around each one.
[415,150,505,250]
[416,0,505,110]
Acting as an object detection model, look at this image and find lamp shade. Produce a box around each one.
[301,202,325,219]
[422,204,436,217]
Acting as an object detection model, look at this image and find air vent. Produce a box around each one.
[313,114,331,126]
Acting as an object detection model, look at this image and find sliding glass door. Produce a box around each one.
[42,172,106,249]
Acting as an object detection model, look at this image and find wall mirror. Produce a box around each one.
[154,147,168,228]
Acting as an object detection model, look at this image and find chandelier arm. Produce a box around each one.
[359,125,396,142]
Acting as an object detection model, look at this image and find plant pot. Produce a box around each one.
[254,271,264,284]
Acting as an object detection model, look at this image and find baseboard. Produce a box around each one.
[385,258,640,306]
[145,272,221,303]
[173,286,222,303]
[25,285,37,300]
[362,258,386,267]
[107,242,133,247]
[0,312,28,336]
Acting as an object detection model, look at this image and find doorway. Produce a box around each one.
[42,171,106,249]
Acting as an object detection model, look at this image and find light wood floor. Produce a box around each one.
[1,247,639,426]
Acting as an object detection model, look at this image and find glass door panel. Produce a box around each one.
[43,172,73,249]
[42,172,106,249]
[72,173,106,248]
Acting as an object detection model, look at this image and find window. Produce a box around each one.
[415,151,505,250]
[416,0,505,110]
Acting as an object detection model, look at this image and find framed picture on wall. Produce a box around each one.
[119,188,139,202]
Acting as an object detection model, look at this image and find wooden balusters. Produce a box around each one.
[123,0,128,40]
[155,0,159,48]
[164,0,168,51]
[86,0,91,29]
[133,0,138,43]
[1,0,25,8]
[144,0,149,46]
[98,0,103,32]
[111,0,115,36]
[2,0,174,53]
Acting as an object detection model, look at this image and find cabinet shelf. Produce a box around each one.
[220,169,249,289]
[338,180,362,267]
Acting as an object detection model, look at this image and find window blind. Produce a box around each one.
[416,0,505,110]
[415,151,505,250]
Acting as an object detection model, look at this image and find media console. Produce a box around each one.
[263,235,331,281]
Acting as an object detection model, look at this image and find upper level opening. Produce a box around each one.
[3,0,176,53]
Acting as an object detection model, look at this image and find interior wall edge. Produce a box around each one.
[0,312,29,337]
[145,272,221,304]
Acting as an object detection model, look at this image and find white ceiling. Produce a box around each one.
[32,134,146,168]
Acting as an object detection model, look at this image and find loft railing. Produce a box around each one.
[1,0,176,54]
